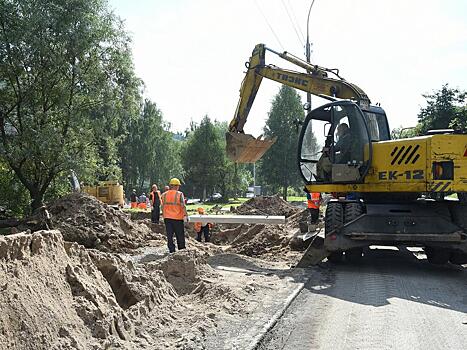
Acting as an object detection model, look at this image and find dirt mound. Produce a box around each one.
[148,250,217,295]
[0,230,179,349]
[227,209,312,262]
[47,193,156,252]
[234,195,300,217]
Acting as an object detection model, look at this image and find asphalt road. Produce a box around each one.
[257,247,467,350]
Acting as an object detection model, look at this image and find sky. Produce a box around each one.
[109,0,467,137]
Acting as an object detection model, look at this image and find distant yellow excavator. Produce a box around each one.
[227,44,467,265]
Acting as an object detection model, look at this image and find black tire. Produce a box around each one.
[345,248,363,263]
[344,203,364,263]
[425,247,450,265]
[449,251,467,265]
[457,192,467,202]
[449,202,467,231]
[327,251,343,263]
[344,202,364,223]
[325,202,344,263]
[325,202,344,234]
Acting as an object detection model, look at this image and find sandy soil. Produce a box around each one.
[0,194,312,349]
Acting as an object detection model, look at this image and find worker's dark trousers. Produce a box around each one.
[164,218,186,253]
[308,208,319,223]
[152,205,160,223]
[196,225,210,242]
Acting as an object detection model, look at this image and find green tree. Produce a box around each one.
[212,121,252,199]
[390,126,418,139]
[121,99,182,192]
[181,116,225,200]
[260,86,308,200]
[417,84,467,134]
[0,0,141,212]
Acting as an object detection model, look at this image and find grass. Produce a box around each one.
[287,196,307,202]
[122,195,306,215]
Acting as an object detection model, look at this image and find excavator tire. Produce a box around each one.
[425,247,450,265]
[457,192,467,202]
[448,199,467,265]
[344,202,364,263]
[325,202,344,263]
[449,251,467,265]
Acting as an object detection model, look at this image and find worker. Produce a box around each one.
[193,207,213,243]
[334,123,352,164]
[306,191,321,223]
[161,178,188,253]
[149,184,162,224]
[163,185,170,192]
[130,189,138,209]
[138,192,147,209]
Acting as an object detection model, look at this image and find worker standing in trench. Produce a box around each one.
[161,178,188,253]
[306,191,321,223]
[194,207,213,242]
[149,184,162,224]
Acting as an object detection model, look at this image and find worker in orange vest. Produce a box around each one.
[194,207,213,242]
[130,189,138,209]
[306,191,321,223]
[149,184,162,224]
[161,178,188,253]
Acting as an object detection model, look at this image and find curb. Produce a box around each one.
[247,279,307,350]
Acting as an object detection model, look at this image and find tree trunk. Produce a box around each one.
[30,189,44,214]
[282,185,287,201]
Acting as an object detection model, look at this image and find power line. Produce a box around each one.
[286,0,306,44]
[254,0,285,50]
[281,0,304,47]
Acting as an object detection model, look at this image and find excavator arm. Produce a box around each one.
[227,43,371,163]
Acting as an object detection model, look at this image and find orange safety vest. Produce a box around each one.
[150,190,162,206]
[161,190,185,220]
[307,192,321,209]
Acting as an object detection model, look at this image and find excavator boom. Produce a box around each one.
[227,43,370,162]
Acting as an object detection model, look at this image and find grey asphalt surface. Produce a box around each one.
[257,247,467,350]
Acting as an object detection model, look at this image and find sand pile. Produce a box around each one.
[46,193,155,252]
[0,230,180,349]
[234,195,300,217]
[216,196,312,261]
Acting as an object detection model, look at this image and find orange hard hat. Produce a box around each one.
[197,207,205,214]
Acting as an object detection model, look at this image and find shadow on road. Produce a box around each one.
[305,246,467,313]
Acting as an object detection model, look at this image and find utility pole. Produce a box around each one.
[305,0,315,115]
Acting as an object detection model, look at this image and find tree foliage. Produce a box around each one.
[181,116,225,200]
[181,117,251,200]
[0,0,141,212]
[417,84,467,134]
[259,86,308,199]
[120,99,182,192]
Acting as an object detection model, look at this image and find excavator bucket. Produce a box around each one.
[226,132,277,163]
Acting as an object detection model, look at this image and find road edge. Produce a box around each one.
[247,277,308,350]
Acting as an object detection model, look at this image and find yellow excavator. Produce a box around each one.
[227,43,467,265]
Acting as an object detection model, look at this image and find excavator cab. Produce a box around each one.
[298,101,389,184]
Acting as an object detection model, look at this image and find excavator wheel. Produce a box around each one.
[344,202,365,263]
[425,247,450,265]
[457,192,467,202]
[449,251,467,265]
[325,202,344,263]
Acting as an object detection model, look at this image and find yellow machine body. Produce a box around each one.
[304,134,467,194]
[82,181,124,207]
